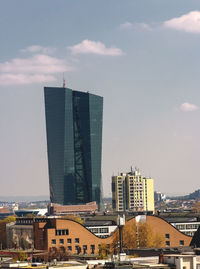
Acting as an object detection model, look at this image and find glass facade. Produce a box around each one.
[44,87,103,208]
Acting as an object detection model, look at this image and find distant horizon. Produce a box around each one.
[0,189,198,203]
[0,195,50,203]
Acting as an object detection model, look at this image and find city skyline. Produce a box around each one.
[1,0,200,198]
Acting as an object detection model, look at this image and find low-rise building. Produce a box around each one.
[163,254,198,269]
[48,202,98,215]
[34,218,112,254]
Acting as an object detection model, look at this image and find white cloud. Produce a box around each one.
[164,11,200,33]
[180,102,199,112]
[21,45,56,54]
[0,54,71,74]
[0,54,73,85]
[0,73,56,85]
[120,22,150,30]
[68,40,124,56]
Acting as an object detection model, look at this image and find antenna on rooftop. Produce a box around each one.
[63,73,66,88]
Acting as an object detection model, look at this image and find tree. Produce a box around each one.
[4,215,16,223]
[111,220,164,253]
[192,201,200,213]
[61,215,84,224]
[48,247,70,261]
[0,215,16,249]
[98,244,110,259]
[111,220,137,253]
[137,222,164,248]
[18,251,27,261]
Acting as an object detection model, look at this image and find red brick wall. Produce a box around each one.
[34,219,112,254]
[34,216,192,254]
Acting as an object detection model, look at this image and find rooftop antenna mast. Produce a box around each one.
[63,73,66,88]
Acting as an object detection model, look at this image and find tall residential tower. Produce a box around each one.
[44,87,103,208]
[112,168,154,213]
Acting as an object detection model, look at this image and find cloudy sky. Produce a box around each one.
[1,0,200,198]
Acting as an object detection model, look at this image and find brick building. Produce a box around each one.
[34,218,112,254]
[33,216,192,255]
[48,202,98,215]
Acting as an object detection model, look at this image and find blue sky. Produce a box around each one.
[1,0,200,197]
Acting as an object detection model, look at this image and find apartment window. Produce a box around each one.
[68,246,72,251]
[165,234,170,239]
[51,239,56,245]
[180,240,184,246]
[165,241,170,246]
[59,239,64,244]
[67,238,72,244]
[75,238,79,243]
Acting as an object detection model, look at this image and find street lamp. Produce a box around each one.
[117,215,126,261]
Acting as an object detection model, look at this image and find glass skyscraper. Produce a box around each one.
[44,87,103,208]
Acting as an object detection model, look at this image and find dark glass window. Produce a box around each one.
[83,245,87,254]
[59,239,64,244]
[52,239,56,245]
[75,238,79,243]
[165,234,170,239]
[91,245,95,254]
[56,229,69,235]
[67,238,72,244]
[75,246,81,254]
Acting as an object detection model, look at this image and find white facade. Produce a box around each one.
[86,225,117,238]
[163,254,196,269]
[171,222,200,236]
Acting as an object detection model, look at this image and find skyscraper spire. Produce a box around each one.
[63,73,66,88]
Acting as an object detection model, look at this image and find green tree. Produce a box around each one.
[4,215,16,223]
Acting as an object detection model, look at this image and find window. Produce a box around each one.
[165,241,170,246]
[67,238,72,244]
[68,246,72,251]
[59,239,64,244]
[180,240,184,246]
[91,245,95,254]
[75,245,81,254]
[75,238,79,243]
[51,239,56,245]
[60,246,65,252]
[56,229,69,236]
[83,245,87,254]
[165,234,170,239]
